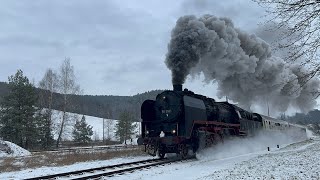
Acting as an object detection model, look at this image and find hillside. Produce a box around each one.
[0,81,164,120]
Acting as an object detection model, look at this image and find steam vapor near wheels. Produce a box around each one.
[165,14,320,113]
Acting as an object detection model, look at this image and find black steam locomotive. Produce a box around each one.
[138,85,264,158]
[138,85,307,158]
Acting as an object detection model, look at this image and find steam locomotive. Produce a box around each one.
[138,85,306,158]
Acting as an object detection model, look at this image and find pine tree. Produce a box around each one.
[0,70,38,149]
[72,115,93,144]
[36,110,55,150]
[115,111,136,144]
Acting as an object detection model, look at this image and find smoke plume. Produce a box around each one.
[165,14,320,112]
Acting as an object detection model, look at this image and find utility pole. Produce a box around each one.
[125,120,127,145]
[139,122,141,136]
[267,101,270,116]
[103,118,105,143]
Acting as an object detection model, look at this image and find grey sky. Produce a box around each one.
[0,0,266,96]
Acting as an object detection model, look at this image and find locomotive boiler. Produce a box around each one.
[138,85,263,158]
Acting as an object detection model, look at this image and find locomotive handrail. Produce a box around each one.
[193,120,241,127]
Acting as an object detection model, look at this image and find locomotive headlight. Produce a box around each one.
[146,130,149,135]
[172,129,176,134]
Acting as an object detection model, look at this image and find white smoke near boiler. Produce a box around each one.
[165,14,320,113]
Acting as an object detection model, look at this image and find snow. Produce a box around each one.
[80,115,118,141]
[1,130,318,180]
[123,138,139,145]
[51,110,140,141]
[0,140,31,158]
[108,130,313,180]
[203,140,320,180]
[0,155,154,179]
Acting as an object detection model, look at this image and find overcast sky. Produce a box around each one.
[0,0,266,97]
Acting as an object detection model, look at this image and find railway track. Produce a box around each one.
[24,156,196,180]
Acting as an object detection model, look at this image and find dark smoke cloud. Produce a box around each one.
[165,14,320,112]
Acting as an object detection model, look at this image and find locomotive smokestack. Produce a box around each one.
[173,84,182,91]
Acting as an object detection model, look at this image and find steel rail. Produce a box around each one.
[70,156,196,180]
[24,158,165,180]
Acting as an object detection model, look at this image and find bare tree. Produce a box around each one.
[38,68,59,149]
[39,69,58,122]
[254,0,320,65]
[253,0,320,97]
[94,130,100,142]
[105,119,114,141]
[104,108,113,142]
[56,58,81,147]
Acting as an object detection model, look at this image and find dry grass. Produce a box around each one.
[0,146,146,173]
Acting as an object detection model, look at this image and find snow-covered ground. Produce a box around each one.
[0,155,153,179]
[113,139,320,180]
[1,130,318,180]
[0,112,139,159]
[51,110,140,142]
[0,140,31,158]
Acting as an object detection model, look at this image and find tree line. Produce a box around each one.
[0,82,163,120]
[280,109,320,134]
[0,58,154,150]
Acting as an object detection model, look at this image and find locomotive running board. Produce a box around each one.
[193,120,241,127]
[188,120,241,138]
